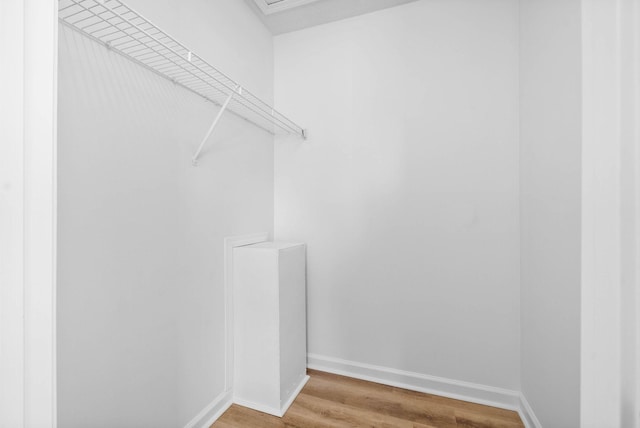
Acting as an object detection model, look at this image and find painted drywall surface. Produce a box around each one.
[581,1,621,425]
[57,1,274,426]
[519,0,582,426]
[274,0,520,390]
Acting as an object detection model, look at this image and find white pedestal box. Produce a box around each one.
[232,242,309,417]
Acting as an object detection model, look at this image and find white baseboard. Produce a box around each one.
[233,397,282,418]
[234,375,310,417]
[280,375,310,415]
[307,353,521,413]
[518,393,542,428]
[183,358,541,428]
[183,390,233,428]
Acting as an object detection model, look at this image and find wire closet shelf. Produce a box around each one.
[58,0,306,163]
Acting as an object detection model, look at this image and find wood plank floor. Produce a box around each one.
[211,370,525,428]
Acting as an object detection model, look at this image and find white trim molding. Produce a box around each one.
[307,354,521,413]
[0,1,27,426]
[307,354,545,427]
[280,375,310,416]
[232,397,282,419]
[518,393,543,428]
[251,0,322,15]
[0,0,58,427]
[233,375,310,418]
[183,391,233,428]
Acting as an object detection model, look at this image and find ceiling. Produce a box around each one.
[246,0,420,35]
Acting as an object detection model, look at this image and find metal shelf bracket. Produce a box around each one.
[192,85,240,166]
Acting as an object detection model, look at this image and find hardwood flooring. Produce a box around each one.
[211,370,525,428]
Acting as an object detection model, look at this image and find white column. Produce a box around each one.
[0,0,58,427]
[620,1,640,427]
[0,0,26,425]
[580,0,639,426]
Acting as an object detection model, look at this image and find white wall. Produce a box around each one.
[581,0,621,425]
[274,0,521,391]
[519,0,582,426]
[56,1,274,427]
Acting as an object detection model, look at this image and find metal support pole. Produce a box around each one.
[192,87,238,166]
